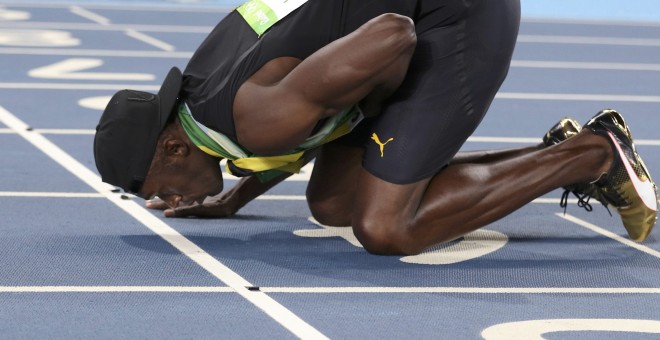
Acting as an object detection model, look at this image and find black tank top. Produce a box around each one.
[181,0,472,141]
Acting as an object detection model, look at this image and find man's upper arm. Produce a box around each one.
[234,13,416,154]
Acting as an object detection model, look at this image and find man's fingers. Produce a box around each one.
[165,204,204,218]
[145,198,169,210]
[163,202,233,218]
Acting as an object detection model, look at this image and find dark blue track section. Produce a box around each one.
[0,2,658,339]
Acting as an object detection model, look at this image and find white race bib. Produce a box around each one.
[237,0,308,35]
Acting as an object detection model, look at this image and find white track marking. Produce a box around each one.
[400,230,508,265]
[1,286,658,294]
[522,17,660,28]
[0,192,103,198]
[0,286,233,293]
[295,217,361,247]
[0,106,327,340]
[258,195,306,200]
[0,192,304,199]
[496,92,660,103]
[79,96,112,110]
[0,82,159,90]
[262,287,660,293]
[558,213,660,259]
[467,136,660,146]
[0,192,594,206]
[0,7,30,21]
[0,29,79,47]
[0,21,213,33]
[3,83,660,104]
[69,6,110,25]
[518,34,660,47]
[482,319,660,340]
[512,60,660,72]
[298,217,509,265]
[0,47,192,58]
[2,3,232,13]
[0,128,95,135]
[29,58,155,81]
[125,29,175,51]
[3,129,660,146]
[0,191,635,209]
[33,129,96,135]
[467,136,541,144]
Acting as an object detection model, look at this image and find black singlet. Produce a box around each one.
[180,0,472,141]
[181,0,520,184]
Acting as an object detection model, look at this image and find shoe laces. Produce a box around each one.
[559,189,612,216]
[560,189,593,213]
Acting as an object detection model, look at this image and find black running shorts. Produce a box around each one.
[337,0,521,184]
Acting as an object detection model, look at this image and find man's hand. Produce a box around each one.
[146,194,239,218]
[145,169,297,218]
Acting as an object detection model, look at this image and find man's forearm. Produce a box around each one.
[223,172,293,212]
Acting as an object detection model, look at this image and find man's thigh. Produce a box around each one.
[360,2,519,184]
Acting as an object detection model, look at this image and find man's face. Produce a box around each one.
[139,155,223,208]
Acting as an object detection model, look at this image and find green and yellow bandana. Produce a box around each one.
[178,103,363,182]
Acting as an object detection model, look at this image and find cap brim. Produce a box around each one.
[157,67,183,128]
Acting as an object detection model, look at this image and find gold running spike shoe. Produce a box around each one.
[542,117,582,146]
[542,118,605,212]
[585,109,659,241]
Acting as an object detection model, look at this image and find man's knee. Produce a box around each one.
[307,194,352,227]
[352,216,421,256]
[308,202,349,227]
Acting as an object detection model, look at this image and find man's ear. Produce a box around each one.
[163,138,190,158]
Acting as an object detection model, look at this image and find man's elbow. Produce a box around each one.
[373,13,417,52]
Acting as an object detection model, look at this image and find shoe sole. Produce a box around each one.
[606,130,658,241]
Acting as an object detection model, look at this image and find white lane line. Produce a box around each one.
[255,197,588,205]
[0,106,327,340]
[1,3,232,13]
[125,29,175,52]
[472,136,660,146]
[0,83,160,91]
[558,213,660,259]
[263,287,660,294]
[4,19,660,46]
[0,192,593,206]
[496,92,660,103]
[1,286,658,294]
[0,47,192,58]
[69,6,111,25]
[1,45,659,74]
[522,17,660,28]
[511,60,660,72]
[28,58,155,82]
[2,84,659,104]
[0,21,213,33]
[3,129,660,146]
[518,34,660,47]
[468,136,541,144]
[0,192,104,198]
[32,129,95,135]
[0,286,233,293]
[0,128,97,134]
[0,191,305,200]
[259,195,306,201]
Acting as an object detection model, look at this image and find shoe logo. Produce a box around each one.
[371,133,394,158]
[608,131,658,211]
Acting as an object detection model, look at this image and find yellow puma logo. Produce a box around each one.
[371,133,394,158]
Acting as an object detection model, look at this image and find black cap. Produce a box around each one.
[94,67,182,194]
